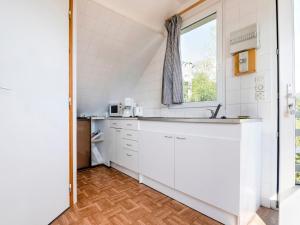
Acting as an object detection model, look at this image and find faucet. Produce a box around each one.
[208,104,222,119]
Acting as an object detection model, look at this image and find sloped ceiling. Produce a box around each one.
[77,0,191,114]
[91,0,191,31]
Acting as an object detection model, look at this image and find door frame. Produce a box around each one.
[69,0,74,207]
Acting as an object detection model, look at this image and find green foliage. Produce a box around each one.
[297,136,300,148]
[190,73,216,102]
[296,172,300,184]
[182,59,217,103]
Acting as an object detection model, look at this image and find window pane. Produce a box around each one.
[181,13,217,103]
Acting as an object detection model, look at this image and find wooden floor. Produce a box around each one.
[52,166,278,225]
[251,207,278,225]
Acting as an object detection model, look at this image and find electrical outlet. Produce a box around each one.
[255,76,265,91]
[255,91,265,101]
[255,76,265,101]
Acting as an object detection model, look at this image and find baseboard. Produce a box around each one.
[111,162,139,180]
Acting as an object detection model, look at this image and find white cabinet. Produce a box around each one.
[119,149,138,172]
[175,135,240,214]
[115,129,122,164]
[106,127,122,164]
[139,120,262,225]
[139,131,175,187]
[106,119,139,174]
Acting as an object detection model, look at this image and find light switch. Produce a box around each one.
[255,76,265,101]
[239,51,249,73]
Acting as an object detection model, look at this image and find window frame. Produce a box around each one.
[169,0,223,109]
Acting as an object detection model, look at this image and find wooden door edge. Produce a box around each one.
[69,0,74,207]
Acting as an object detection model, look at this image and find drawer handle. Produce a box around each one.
[126,144,132,147]
[113,123,117,125]
[164,136,173,139]
[176,137,186,140]
[126,134,132,136]
[126,153,132,157]
[126,124,132,126]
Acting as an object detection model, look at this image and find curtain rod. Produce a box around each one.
[168,0,206,20]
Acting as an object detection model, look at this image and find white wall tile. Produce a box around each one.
[226,104,241,117]
[226,76,241,91]
[241,88,257,104]
[241,103,258,117]
[226,90,241,105]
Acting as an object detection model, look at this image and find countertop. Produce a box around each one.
[106,117,138,120]
[107,117,262,124]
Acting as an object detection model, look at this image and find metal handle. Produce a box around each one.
[0,86,11,91]
[164,136,173,139]
[126,153,132,157]
[126,123,132,126]
[126,134,132,136]
[126,144,132,147]
[287,84,296,115]
[176,137,186,140]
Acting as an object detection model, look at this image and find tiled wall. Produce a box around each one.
[132,0,278,207]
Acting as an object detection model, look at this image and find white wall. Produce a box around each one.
[77,0,163,115]
[131,0,278,207]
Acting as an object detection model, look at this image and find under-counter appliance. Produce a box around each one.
[109,103,123,117]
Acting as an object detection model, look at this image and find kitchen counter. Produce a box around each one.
[138,117,262,124]
[106,117,262,124]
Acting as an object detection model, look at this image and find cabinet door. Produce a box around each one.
[174,135,240,214]
[140,131,174,187]
[115,128,122,165]
[104,127,114,163]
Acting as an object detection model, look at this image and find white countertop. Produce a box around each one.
[107,117,262,124]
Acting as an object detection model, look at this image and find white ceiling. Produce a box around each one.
[92,0,192,31]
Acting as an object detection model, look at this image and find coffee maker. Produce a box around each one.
[122,98,134,117]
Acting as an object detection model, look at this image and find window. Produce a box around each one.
[180,13,219,105]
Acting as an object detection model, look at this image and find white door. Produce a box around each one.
[278,0,300,224]
[0,1,70,225]
[139,131,175,187]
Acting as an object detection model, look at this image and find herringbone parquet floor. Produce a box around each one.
[51,166,222,225]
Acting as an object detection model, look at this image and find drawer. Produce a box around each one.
[109,120,122,128]
[121,120,138,130]
[120,149,138,172]
[122,138,138,151]
[122,130,138,141]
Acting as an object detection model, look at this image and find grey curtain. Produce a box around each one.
[162,15,183,105]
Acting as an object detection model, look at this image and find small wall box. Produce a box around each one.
[230,23,259,76]
[233,49,256,76]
